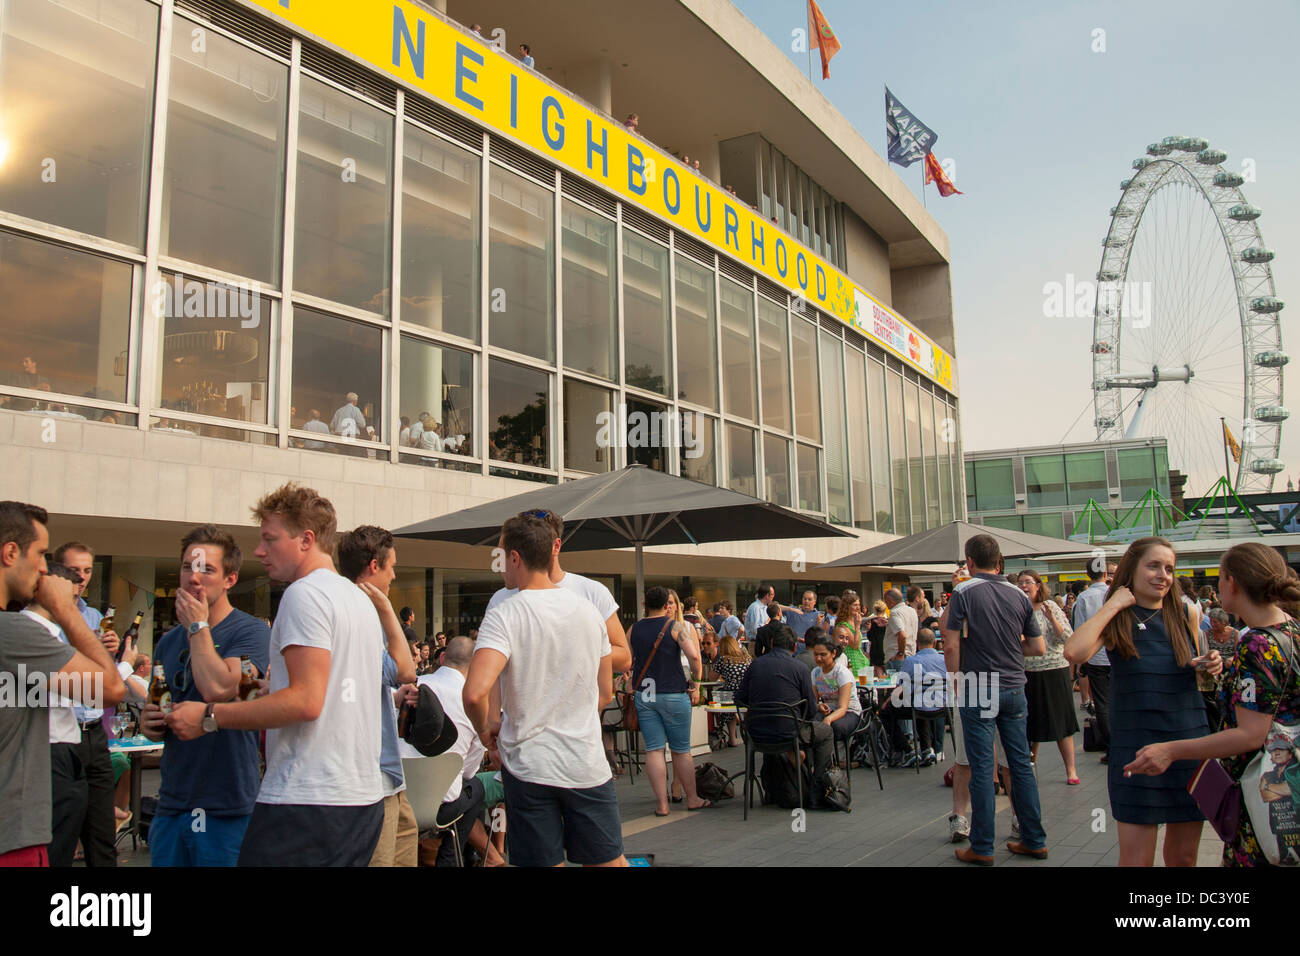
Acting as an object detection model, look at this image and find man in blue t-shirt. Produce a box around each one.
[140,525,269,867]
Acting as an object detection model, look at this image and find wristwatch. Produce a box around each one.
[202,703,219,734]
[188,620,209,636]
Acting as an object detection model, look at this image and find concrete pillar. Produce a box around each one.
[565,57,613,115]
[109,558,157,657]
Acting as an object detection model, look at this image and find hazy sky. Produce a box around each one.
[733,0,1299,494]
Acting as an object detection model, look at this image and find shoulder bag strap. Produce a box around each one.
[1256,622,1297,725]
[633,616,675,691]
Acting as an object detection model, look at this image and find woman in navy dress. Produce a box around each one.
[1066,537,1219,866]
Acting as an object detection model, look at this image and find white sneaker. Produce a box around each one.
[949,814,970,843]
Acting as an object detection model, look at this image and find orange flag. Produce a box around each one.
[1223,422,1241,463]
[807,0,841,79]
[924,151,963,196]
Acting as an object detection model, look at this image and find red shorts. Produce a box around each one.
[0,845,48,867]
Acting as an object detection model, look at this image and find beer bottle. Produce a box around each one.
[148,659,171,711]
[117,611,144,663]
[237,655,259,701]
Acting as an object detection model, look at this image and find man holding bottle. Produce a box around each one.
[140,525,269,866]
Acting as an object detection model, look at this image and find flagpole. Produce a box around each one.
[921,161,927,208]
[1220,417,1232,489]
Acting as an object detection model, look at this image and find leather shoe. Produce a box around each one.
[1006,841,1048,859]
[954,847,994,866]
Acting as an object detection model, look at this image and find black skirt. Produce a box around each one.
[1025,666,1080,742]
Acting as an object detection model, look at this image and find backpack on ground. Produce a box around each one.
[695,761,734,801]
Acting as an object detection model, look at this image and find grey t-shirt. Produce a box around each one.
[0,611,76,854]
[944,574,1040,690]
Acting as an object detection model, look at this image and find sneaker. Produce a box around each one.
[901,751,920,769]
[920,747,937,767]
[948,814,970,843]
[934,750,945,763]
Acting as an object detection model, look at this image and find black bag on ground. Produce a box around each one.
[819,766,852,812]
[139,795,158,844]
[695,761,734,801]
[1083,715,1100,752]
[760,752,812,809]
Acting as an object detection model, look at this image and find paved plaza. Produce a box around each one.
[113,704,1221,868]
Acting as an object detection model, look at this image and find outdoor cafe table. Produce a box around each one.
[109,737,164,848]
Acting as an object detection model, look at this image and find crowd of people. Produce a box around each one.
[2,486,1296,868]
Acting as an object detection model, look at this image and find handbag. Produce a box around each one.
[621,616,674,734]
[1237,625,1299,866]
[1187,756,1242,843]
[819,766,852,812]
[695,761,734,801]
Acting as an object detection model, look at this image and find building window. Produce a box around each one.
[163,20,287,284]
[1065,450,1108,505]
[0,0,157,248]
[0,232,131,411]
[401,125,480,341]
[1155,445,1170,495]
[561,200,616,381]
[1025,454,1067,508]
[157,272,273,424]
[867,359,892,532]
[764,433,791,507]
[1023,512,1065,539]
[719,277,756,421]
[621,231,670,396]
[820,331,849,524]
[726,422,756,497]
[982,514,1022,532]
[844,348,872,530]
[294,76,393,314]
[673,254,718,411]
[625,396,668,471]
[680,412,716,484]
[399,336,473,458]
[905,380,925,532]
[563,377,611,473]
[965,460,977,514]
[291,308,383,448]
[797,443,822,512]
[920,389,940,528]
[758,297,791,433]
[972,458,1014,512]
[887,370,909,532]
[1118,447,1159,500]
[791,316,820,441]
[489,165,554,361]
[488,358,549,467]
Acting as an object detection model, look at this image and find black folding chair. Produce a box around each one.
[843,687,886,792]
[605,690,643,784]
[731,701,810,820]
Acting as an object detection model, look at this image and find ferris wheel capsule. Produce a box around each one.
[1250,458,1285,475]
[1197,148,1228,165]
[1178,137,1209,152]
[1241,247,1274,263]
[1250,296,1284,314]
[1147,143,1172,156]
[1161,135,1184,149]
[1133,157,1152,170]
[1254,350,1289,368]
[1254,406,1290,423]
[1213,171,1245,187]
[1229,204,1261,221]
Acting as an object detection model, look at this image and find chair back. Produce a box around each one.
[738,700,804,752]
[401,753,464,832]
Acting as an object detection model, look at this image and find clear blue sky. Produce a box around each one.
[733,0,1299,491]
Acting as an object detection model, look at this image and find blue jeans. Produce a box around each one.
[149,811,251,867]
[960,687,1046,856]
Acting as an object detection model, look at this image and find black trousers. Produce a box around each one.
[1084,664,1111,754]
[435,776,484,867]
[73,721,117,867]
[49,743,88,867]
[798,721,834,781]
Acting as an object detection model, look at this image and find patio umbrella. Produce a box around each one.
[393,464,852,614]
[816,519,1097,570]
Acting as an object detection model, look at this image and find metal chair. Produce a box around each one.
[733,701,809,820]
[843,687,886,792]
[402,753,469,867]
[602,692,641,783]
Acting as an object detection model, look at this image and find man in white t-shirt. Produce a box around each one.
[464,513,627,867]
[167,483,385,866]
[884,588,919,662]
[484,509,631,673]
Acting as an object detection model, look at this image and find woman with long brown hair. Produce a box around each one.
[1066,537,1217,866]
[1125,542,1299,866]
[1017,570,1080,784]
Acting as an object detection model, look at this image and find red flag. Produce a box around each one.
[924,151,962,196]
[807,0,841,79]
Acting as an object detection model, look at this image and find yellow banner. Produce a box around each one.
[240,0,953,390]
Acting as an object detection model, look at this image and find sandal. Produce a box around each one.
[654,810,670,817]
[1067,776,1081,785]
[687,799,712,811]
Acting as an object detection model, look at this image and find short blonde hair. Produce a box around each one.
[251,482,337,553]
[719,635,750,661]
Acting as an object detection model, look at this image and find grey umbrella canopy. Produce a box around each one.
[393,464,851,614]
[817,519,1097,569]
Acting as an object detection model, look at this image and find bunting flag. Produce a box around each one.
[885,87,937,167]
[807,0,841,79]
[1224,421,1242,463]
[924,151,962,196]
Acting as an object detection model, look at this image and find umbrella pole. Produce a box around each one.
[635,543,645,620]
